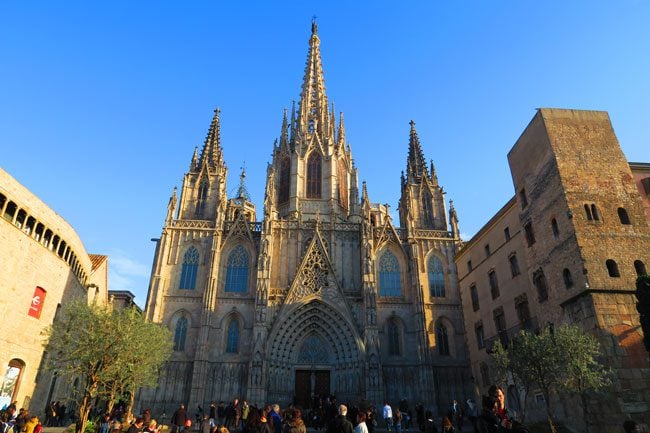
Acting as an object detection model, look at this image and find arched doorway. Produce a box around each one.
[267,299,363,406]
[0,359,25,408]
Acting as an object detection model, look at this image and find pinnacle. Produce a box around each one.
[406,119,429,182]
[199,107,223,170]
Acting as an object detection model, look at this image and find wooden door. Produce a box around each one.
[295,370,311,408]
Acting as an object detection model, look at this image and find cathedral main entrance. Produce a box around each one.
[295,370,330,408]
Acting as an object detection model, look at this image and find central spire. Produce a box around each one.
[298,18,329,138]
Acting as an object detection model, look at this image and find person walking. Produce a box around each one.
[382,403,392,433]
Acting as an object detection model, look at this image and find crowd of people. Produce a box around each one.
[0,390,645,433]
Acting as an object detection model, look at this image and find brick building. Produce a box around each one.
[455,108,650,432]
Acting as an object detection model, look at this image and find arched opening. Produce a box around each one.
[634,260,647,276]
[562,268,574,289]
[422,191,434,227]
[551,218,559,238]
[428,255,445,297]
[606,259,620,278]
[338,158,348,210]
[179,247,200,290]
[378,250,402,297]
[196,179,209,217]
[618,207,631,225]
[0,359,25,409]
[173,316,188,351]
[3,201,17,222]
[279,157,291,204]
[15,209,26,229]
[436,322,450,356]
[226,319,240,354]
[387,319,401,356]
[224,245,249,293]
[306,153,322,198]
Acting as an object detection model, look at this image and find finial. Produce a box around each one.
[409,119,416,129]
[311,16,318,34]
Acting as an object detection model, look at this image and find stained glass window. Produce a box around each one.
[428,255,445,297]
[379,251,401,296]
[174,317,188,351]
[226,320,239,353]
[179,247,199,290]
[307,153,322,198]
[225,245,249,293]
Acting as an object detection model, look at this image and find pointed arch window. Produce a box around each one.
[387,320,401,356]
[306,152,322,198]
[173,317,188,351]
[196,180,209,216]
[279,157,290,204]
[226,319,239,353]
[225,245,249,293]
[422,191,434,227]
[428,255,445,297]
[338,159,348,210]
[179,247,199,290]
[436,323,450,356]
[379,251,401,297]
[635,260,647,276]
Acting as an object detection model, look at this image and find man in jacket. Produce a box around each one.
[327,405,353,433]
[171,405,188,433]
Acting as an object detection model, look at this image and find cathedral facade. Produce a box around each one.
[141,22,471,414]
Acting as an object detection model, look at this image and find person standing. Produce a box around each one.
[240,401,250,431]
[270,405,282,433]
[354,412,369,433]
[282,409,306,433]
[326,405,353,433]
[209,403,217,428]
[393,410,402,433]
[382,403,393,433]
[171,404,188,433]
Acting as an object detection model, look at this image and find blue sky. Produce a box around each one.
[2,2,648,306]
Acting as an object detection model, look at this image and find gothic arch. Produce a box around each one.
[306,151,322,199]
[267,299,363,367]
[169,309,193,330]
[376,246,408,297]
[425,250,447,298]
[220,240,255,294]
[430,316,457,358]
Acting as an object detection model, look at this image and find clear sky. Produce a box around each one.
[2,1,648,306]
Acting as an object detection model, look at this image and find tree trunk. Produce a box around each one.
[543,390,556,433]
[106,387,116,415]
[125,391,135,425]
[76,385,96,433]
[581,392,590,433]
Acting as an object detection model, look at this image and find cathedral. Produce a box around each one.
[141,21,471,414]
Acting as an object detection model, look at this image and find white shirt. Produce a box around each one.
[355,422,369,433]
[383,405,393,419]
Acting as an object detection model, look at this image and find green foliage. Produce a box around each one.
[489,324,610,433]
[43,300,172,433]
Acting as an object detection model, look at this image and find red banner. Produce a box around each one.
[28,286,46,319]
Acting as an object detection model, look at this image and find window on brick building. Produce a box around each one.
[524,222,535,246]
[509,254,520,277]
[563,268,574,289]
[551,218,559,238]
[493,307,508,347]
[470,284,479,311]
[519,188,528,208]
[533,269,549,302]
[504,227,511,241]
[584,204,593,221]
[618,207,631,225]
[484,244,491,257]
[641,177,650,196]
[635,260,647,276]
[480,362,490,387]
[488,270,499,299]
[591,204,600,221]
[467,260,473,272]
[515,295,532,330]
[475,322,485,349]
[606,259,620,278]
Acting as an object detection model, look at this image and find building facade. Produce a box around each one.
[141,22,471,414]
[0,168,109,412]
[455,109,650,432]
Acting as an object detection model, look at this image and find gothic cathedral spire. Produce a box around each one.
[199,108,224,171]
[399,121,448,231]
[298,18,330,140]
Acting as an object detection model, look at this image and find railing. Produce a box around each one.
[222,221,263,233]
[170,219,215,229]
[484,317,539,352]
